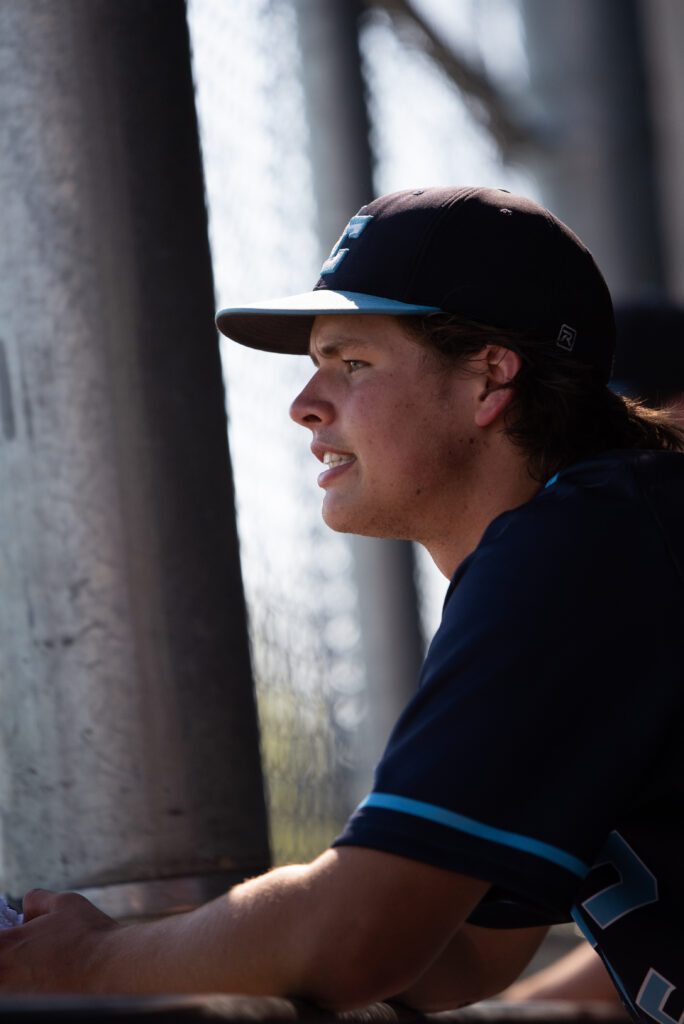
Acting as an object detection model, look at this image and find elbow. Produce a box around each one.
[296,930,424,1012]
[299,958,414,1012]
[396,996,475,1013]
[391,976,489,1013]
[301,975,408,1013]
[393,985,489,1013]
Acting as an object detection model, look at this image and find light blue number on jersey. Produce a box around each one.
[582,831,658,928]
[577,833,675,1024]
[637,970,683,1024]
[320,215,373,275]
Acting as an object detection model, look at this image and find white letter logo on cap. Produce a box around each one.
[320,215,373,276]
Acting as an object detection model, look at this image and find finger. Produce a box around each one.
[22,888,59,923]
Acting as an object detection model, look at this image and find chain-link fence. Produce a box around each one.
[188,0,369,864]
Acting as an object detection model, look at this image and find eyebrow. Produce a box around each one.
[308,335,372,366]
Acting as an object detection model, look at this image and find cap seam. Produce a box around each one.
[403,195,460,301]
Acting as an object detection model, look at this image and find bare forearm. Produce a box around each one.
[94,863,318,996]
[3,849,489,1001]
[99,859,473,1005]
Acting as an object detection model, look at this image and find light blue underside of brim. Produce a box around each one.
[216,290,442,318]
[359,792,589,878]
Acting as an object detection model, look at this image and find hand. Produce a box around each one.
[0,888,120,993]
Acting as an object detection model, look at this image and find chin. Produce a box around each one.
[321,497,411,540]
[321,501,359,535]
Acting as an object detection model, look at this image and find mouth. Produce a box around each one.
[317,449,357,487]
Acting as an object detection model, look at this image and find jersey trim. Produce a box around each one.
[360,793,590,878]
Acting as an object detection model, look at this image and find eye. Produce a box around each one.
[344,359,368,373]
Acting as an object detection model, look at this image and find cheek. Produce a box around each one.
[350,378,472,480]
[370,403,439,480]
[397,407,477,480]
[360,394,421,455]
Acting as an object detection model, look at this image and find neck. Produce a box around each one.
[421,443,541,579]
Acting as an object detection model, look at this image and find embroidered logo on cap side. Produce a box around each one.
[557,323,577,352]
[320,215,373,276]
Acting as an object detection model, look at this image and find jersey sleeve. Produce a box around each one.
[333,479,684,923]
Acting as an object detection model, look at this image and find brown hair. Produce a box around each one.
[403,313,684,482]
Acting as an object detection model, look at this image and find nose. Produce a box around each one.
[289,373,334,429]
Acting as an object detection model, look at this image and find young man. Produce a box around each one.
[1,187,682,1021]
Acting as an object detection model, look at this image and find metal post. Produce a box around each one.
[0,0,269,916]
[639,0,684,301]
[520,0,665,298]
[294,0,425,782]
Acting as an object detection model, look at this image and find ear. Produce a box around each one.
[474,346,522,428]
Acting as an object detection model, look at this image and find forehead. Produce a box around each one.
[308,313,414,363]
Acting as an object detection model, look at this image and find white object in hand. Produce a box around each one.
[0,896,22,929]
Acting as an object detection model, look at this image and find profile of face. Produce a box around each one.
[289,314,494,544]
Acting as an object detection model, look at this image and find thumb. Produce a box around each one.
[22,888,59,923]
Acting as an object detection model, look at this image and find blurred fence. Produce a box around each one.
[187,0,368,862]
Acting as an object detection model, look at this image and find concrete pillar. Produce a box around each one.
[0,0,269,915]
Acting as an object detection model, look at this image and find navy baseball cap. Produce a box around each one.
[216,186,616,381]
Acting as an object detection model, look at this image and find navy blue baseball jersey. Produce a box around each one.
[334,449,684,1022]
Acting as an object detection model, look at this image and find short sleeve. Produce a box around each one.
[333,476,684,922]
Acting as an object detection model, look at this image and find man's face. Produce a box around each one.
[289,314,484,542]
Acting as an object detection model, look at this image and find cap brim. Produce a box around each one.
[215,290,441,354]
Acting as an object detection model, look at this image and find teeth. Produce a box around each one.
[323,451,354,467]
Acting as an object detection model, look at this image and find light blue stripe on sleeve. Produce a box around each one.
[359,792,589,878]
